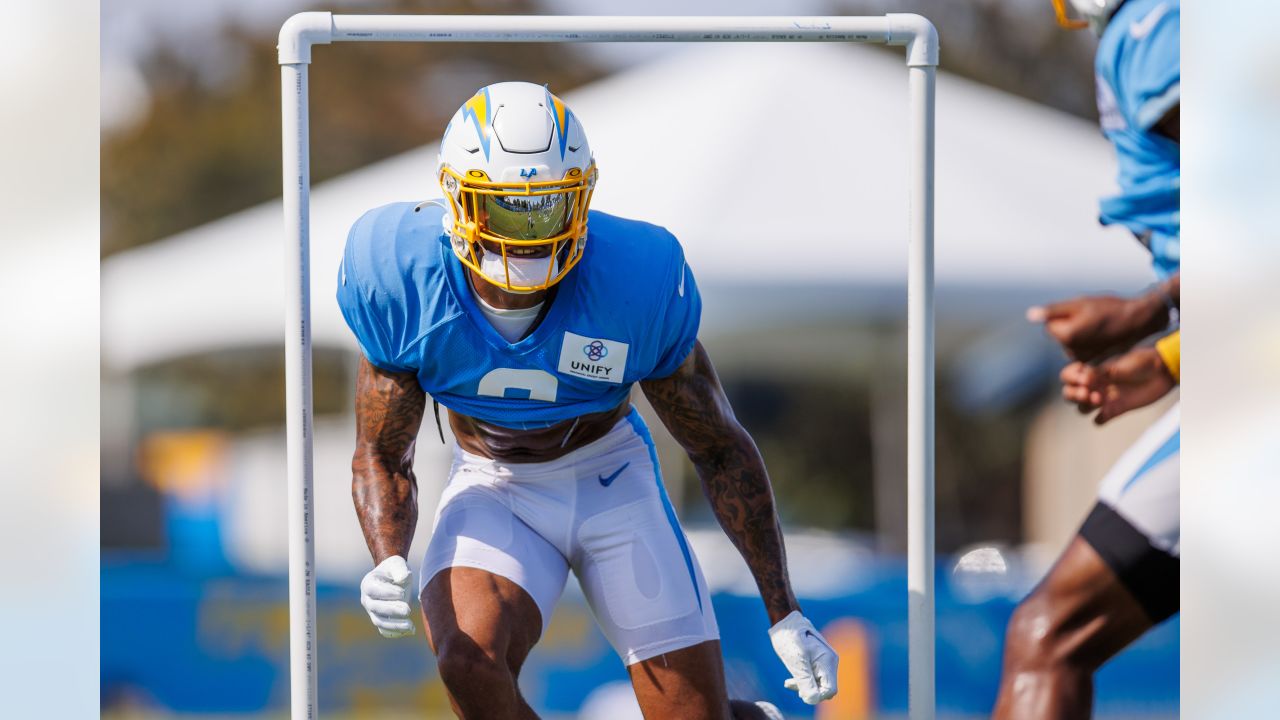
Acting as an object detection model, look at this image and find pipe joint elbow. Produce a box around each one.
[279,12,334,65]
[887,13,939,67]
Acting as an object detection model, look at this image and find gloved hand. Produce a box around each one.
[360,555,416,638]
[769,610,838,704]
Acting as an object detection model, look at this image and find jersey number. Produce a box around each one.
[477,368,559,402]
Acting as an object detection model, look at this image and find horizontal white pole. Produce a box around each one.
[330,14,890,42]
[280,13,938,66]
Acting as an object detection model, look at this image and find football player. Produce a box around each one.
[993,2,1180,718]
[338,81,836,719]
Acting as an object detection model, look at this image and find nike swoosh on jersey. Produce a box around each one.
[598,461,630,487]
[1130,2,1170,39]
[677,261,686,297]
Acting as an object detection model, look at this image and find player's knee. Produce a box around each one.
[1004,592,1073,671]
[434,635,511,692]
[1005,590,1108,676]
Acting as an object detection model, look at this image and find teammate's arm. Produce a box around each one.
[641,341,797,623]
[352,356,426,638]
[1028,272,1178,362]
[1060,333,1177,425]
[1029,95,1179,361]
[1157,272,1179,307]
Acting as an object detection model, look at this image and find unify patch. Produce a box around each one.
[558,331,629,384]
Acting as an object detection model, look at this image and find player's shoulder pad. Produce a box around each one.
[584,209,687,286]
[585,211,701,379]
[338,201,453,372]
[342,201,448,293]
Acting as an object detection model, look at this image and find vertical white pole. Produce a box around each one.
[906,63,937,720]
[281,62,318,720]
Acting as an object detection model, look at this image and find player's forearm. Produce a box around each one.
[642,343,800,623]
[352,456,419,563]
[352,357,426,564]
[1157,273,1179,309]
[689,431,800,625]
[1130,273,1180,332]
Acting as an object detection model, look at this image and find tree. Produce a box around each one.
[102,0,604,257]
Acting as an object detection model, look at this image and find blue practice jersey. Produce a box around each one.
[336,202,701,429]
[1094,0,1180,278]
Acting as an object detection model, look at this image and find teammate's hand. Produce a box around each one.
[360,555,416,638]
[768,611,838,704]
[1060,346,1176,425]
[1027,294,1166,362]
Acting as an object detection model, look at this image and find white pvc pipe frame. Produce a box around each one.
[278,12,937,720]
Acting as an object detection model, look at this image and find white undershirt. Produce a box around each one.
[472,289,544,343]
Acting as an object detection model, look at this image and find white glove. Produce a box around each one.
[360,555,416,638]
[768,611,838,704]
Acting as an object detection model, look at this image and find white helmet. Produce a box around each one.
[1052,0,1126,34]
[437,81,597,292]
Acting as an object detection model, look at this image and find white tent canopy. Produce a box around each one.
[103,42,1151,371]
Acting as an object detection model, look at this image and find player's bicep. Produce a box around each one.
[354,355,426,463]
[640,341,737,460]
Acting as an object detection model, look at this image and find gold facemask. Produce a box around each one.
[441,164,597,292]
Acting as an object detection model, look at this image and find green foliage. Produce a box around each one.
[841,0,1099,120]
[102,0,605,257]
[133,347,353,433]
[725,376,876,533]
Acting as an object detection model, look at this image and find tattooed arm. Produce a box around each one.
[352,356,427,563]
[641,340,799,624]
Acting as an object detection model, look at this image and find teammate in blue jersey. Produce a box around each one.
[338,81,837,719]
[993,3,1180,718]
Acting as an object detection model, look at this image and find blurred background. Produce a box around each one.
[100,0,1179,718]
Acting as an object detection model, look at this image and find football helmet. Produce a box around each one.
[437,81,597,293]
[1051,0,1126,34]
